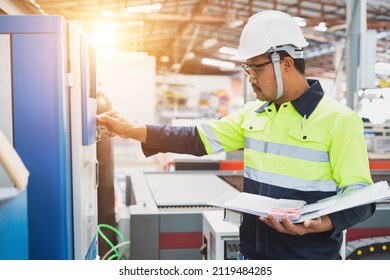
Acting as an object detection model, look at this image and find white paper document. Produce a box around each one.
[208,181,390,223]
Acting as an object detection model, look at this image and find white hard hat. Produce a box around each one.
[232,10,309,61]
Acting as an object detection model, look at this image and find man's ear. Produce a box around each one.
[283,57,294,73]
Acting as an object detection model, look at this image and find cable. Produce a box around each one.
[98,224,126,259]
[101,241,131,260]
[117,245,131,260]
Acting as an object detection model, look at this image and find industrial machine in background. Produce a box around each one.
[202,210,240,260]
[0,15,98,260]
[346,201,390,259]
[116,169,242,260]
[345,161,390,260]
[115,159,390,260]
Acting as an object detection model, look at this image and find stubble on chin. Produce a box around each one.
[255,91,267,101]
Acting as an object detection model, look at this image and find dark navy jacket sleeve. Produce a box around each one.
[328,203,376,236]
[141,125,208,157]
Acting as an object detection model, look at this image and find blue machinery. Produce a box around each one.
[0,15,98,259]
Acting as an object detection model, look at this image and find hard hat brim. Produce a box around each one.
[231,53,250,62]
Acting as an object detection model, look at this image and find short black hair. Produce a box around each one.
[266,50,305,75]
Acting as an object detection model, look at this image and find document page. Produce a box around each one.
[208,181,390,223]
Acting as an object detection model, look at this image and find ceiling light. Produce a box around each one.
[314,22,327,32]
[201,58,235,69]
[203,38,218,49]
[227,19,244,28]
[160,56,170,63]
[219,46,239,56]
[126,3,162,14]
[293,17,307,27]
[184,52,195,60]
[126,20,144,27]
[101,10,113,17]
[171,63,181,70]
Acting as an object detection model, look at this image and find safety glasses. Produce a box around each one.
[242,60,273,78]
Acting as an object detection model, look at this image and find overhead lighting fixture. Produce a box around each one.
[314,22,327,32]
[227,19,244,28]
[160,56,170,63]
[293,17,307,27]
[184,52,195,60]
[219,46,239,56]
[171,63,181,70]
[203,38,218,49]
[126,3,162,14]
[201,58,235,69]
[101,10,113,17]
[126,20,144,27]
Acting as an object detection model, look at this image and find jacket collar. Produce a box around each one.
[255,79,324,118]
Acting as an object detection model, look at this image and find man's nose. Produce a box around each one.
[249,76,257,84]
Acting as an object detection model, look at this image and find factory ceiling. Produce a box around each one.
[1,0,390,79]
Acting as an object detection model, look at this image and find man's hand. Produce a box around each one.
[97,110,147,142]
[259,214,333,235]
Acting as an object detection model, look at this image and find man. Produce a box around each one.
[97,10,375,259]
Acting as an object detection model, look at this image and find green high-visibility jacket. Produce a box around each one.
[142,79,375,259]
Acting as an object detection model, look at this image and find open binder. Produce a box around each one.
[208,181,390,223]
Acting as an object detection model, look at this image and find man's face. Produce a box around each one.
[245,54,278,102]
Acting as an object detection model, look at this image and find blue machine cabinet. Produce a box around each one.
[0,15,98,260]
[0,191,29,260]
